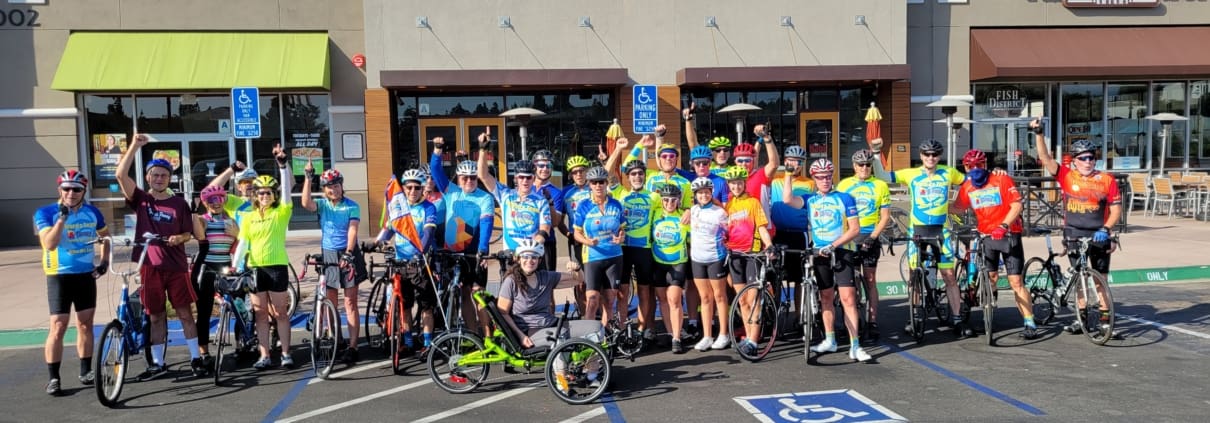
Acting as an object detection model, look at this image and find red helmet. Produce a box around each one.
[733,142,756,158]
[319,169,344,186]
[962,149,987,169]
[57,169,88,189]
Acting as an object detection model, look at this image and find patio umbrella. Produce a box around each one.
[865,102,887,166]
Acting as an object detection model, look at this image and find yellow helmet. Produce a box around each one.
[252,175,279,189]
[721,165,748,181]
[566,155,591,171]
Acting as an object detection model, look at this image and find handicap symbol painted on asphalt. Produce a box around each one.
[734,389,907,423]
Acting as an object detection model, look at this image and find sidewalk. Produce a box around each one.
[2,214,1208,342]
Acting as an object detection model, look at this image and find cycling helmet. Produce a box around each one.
[690,177,714,192]
[920,139,945,154]
[658,144,679,155]
[784,145,807,160]
[586,166,610,182]
[851,149,876,165]
[319,169,344,186]
[707,136,732,150]
[515,239,545,257]
[57,169,88,189]
[809,158,835,176]
[1070,139,1097,157]
[722,165,748,181]
[235,168,259,182]
[623,160,646,174]
[455,160,478,176]
[962,149,988,169]
[200,185,227,204]
[145,158,173,173]
[531,149,554,162]
[514,160,536,176]
[401,169,427,184]
[252,175,279,189]
[566,155,591,171]
[733,143,756,158]
[656,183,682,198]
[690,145,712,161]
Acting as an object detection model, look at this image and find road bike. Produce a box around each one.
[1024,229,1119,345]
[726,248,782,362]
[892,235,952,342]
[299,253,350,379]
[211,268,260,386]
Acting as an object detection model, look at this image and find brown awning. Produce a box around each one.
[971,27,1210,81]
[676,64,910,87]
[380,68,629,89]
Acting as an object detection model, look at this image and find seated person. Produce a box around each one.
[498,240,603,349]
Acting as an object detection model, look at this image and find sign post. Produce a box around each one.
[632,85,658,135]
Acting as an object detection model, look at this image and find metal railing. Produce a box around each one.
[1016,174,1130,235]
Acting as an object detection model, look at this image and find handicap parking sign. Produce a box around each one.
[734,389,906,423]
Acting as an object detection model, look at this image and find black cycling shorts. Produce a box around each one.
[852,234,882,268]
[728,253,760,286]
[813,249,856,290]
[1064,228,1112,274]
[773,231,807,282]
[621,246,655,286]
[691,259,728,280]
[584,256,623,292]
[253,265,291,293]
[47,272,97,315]
[652,262,688,288]
[398,265,437,311]
[981,234,1025,276]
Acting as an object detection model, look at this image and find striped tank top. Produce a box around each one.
[202,212,234,264]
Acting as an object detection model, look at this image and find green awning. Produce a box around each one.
[52,32,330,91]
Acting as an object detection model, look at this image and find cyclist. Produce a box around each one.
[559,154,593,313]
[376,169,440,354]
[35,170,110,395]
[952,149,1037,339]
[768,145,817,324]
[115,133,204,378]
[721,165,775,355]
[531,149,563,271]
[781,159,871,362]
[231,146,297,370]
[651,183,690,353]
[605,138,659,342]
[429,136,495,336]
[682,113,730,202]
[205,161,257,224]
[682,103,733,176]
[497,240,601,348]
[835,149,892,341]
[732,124,781,206]
[301,164,369,363]
[477,134,552,253]
[1029,119,1121,335]
[688,177,731,351]
[190,185,238,372]
[571,167,626,326]
[870,139,972,338]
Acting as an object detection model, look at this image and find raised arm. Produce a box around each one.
[115,133,150,201]
[683,104,699,149]
[273,144,291,199]
[207,160,246,189]
[300,159,317,212]
[757,125,779,179]
[429,137,450,192]
[604,136,632,180]
[476,130,499,195]
[782,172,805,209]
[870,149,893,183]
[1030,118,1058,175]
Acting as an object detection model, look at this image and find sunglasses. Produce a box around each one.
[60,187,84,193]
[519,254,542,261]
[659,153,678,160]
[516,174,534,180]
[628,171,645,177]
[404,185,423,191]
[570,169,587,174]
[589,180,608,185]
[205,196,226,205]
[459,176,479,181]
[661,197,680,202]
[692,161,711,167]
[534,162,551,169]
[713,149,729,153]
[812,175,831,181]
[1074,155,1096,162]
[256,190,275,196]
[921,152,941,158]
[735,158,753,164]
[854,162,871,167]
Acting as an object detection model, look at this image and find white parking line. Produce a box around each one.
[1117,314,1210,340]
[276,379,431,423]
[558,407,606,423]
[411,387,538,423]
[307,359,388,385]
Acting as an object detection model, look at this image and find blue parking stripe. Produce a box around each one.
[886,343,1046,416]
[262,370,316,423]
[600,392,627,423]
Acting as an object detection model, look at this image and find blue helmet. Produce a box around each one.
[145,158,173,173]
[690,145,712,161]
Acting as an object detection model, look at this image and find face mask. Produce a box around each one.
[968,168,990,188]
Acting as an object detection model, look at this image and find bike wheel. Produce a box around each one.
[364,278,388,351]
[1023,258,1057,325]
[427,331,488,393]
[931,276,953,326]
[954,264,973,323]
[800,282,818,361]
[214,305,233,386]
[287,264,302,318]
[95,320,127,407]
[611,318,645,360]
[898,252,911,285]
[546,339,612,405]
[312,299,341,379]
[978,269,996,346]
[908,270,925,342]
[390,294,408,375]
[1079,271,1115,345]
[728,286,778,362]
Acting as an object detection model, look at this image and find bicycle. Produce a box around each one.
[892,235,953,342]
[956,231,997,345]
[93,233,169,407]
[211,268,260,386]
[1024,228,1119,345]
[726,248,782,362]
[299,253,351,379]
[783,247,828,362]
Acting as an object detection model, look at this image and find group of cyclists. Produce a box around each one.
[36,104,1122,396]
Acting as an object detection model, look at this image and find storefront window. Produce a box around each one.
[1106,83,1148,170]
[1191,81,1210,166]
[971,83,1049,174]
[418,96,504,117]
[837,87,877,176]
[84,95,134,199]
[1151,82,1187,168]
[1060,83,1105,167]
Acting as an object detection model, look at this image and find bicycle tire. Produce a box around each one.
[427,331,488,394]
[546,339,612,405]
[610,318,645,360]
[312,299,341,379]
[1023,257,1057,325]
[931,274,952,325]
[954,261,973,324]
[898,252,911,285]
[95,320,127,407]
[287,263,302,318]
[978,268,996,346]
[728,285,778,362]
[908,270,925,342]
[213,305,233,386]
[390,293,408,375]
[364,277,388,351]
[1080,271,1115,345]
[800,281,818,361]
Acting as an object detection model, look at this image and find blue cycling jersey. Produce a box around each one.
[799,191,859,248]
[431,154,495,253]
[316,197,360,251]
[34,204,107,275]
[390,200,438,260]
[572,197,625,262]
[676,168,729,203]
[492,182,551,251]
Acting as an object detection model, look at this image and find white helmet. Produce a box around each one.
[690,177,714,192]
[515,239,545,257]
[455,160,478,176]
[401,169,427,184]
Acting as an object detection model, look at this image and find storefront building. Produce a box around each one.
[910,0,1210,176]
[0,0,366,246]
[363,0,912,223]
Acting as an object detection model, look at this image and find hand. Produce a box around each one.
[818,244,835,257]
[131,133,150,149]
[432,137,444,149]
[611,232,625,245]
[990,226,1008,241]
[304,158,315,176]
[478,131,491,149]
[272,143,287,166]
[754,124,767,138]
[58,203,70,218]
[654,124,667,138]
[682,102,696,121]
[991,167,1008,176]
[597,145,608,162]
[341,251,356,266]
[521,335,534,349]
[860,237,877,251]
[566,261,581,272]
[93,260,109,278]
[1093,228,1110,243]
[868,137,883,150]
[615,136,631,151]
[231,160,247,172]
[1029,119,1040,130]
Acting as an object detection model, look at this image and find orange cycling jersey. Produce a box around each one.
[724,194,769,252]
[954,173,1023,234]
[1056,166,1121,231]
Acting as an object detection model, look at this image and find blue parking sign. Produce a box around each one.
[734,389,906,423]
[231,87,261,138]
[632,84,658,134]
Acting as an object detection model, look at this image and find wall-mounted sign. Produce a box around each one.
[1063,0,1158,8]
[352,53,366,69]
[986,85,1028,118]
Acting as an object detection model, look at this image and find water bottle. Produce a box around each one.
[233,296,253,323]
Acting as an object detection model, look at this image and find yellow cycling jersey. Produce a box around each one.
[889,165,964,227]
[835,176,891,233]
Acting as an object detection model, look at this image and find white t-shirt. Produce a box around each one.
[689,204,728,263]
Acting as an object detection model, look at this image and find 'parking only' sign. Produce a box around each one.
[734,389,906,423]
[231,87,261,139]
[632,84,658,134]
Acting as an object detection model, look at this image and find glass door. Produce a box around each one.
[800,112,840,179]
[419,118,461,178]
[464,118,506,182]
[186,139,237,202]
[418,118,506,182]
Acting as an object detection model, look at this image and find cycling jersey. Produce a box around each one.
[724,194,769,252]
[890,165,965,226]
[798,191,859,248]
[836,176,891,234]
[954,173,1024,234]
[315,197,361,251]
[611,185,658,248]
[1056,166,1121,232]
[689,204,728,263]
[560,184,591,219]
[34,204,107,275]
[430,154,495,253]
[492,182,551,251]
[572,197,625,262]
[622,146,693,208]
[746,170,771,204]
[709,163,727,177]
[769,174,816,232]
[390,200,438,261]
[535,181,563,216]
[650,208,689,265]
[222,194,253,225]
[675,169,729,202]
[236,202,293,267]
[199,212,234,264]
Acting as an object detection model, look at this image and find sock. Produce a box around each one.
[48,362,61,380]
[824,332,835,343]
[423,332,432,347]
[80,357,92,375]
[850,339,860,350]
[688,319,698,326]
[185,337,201,359]
[1024,315,1036,328]
[151,343,166,366]
[404,334,415,348]
[952,316,963,325]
